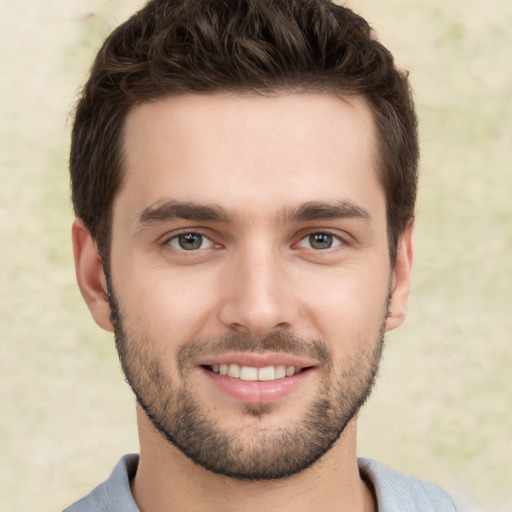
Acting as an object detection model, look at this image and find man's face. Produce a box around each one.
[91,93,410,479]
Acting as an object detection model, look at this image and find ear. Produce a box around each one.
[72,218,114,332]
[385,221,414,332]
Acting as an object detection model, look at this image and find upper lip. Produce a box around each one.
[197,351,318,369]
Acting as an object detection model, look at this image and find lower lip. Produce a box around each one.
[200,367,315,404]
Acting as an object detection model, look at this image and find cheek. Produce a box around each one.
[297,265,390,344]
[113,262,221,347]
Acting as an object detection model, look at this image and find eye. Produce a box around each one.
[167,232,214,251]
[298,232,342,250]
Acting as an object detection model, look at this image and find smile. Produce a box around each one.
[207,364,302,381]
[198,352,317,403]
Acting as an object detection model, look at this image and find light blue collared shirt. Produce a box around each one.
[63,454,458,511]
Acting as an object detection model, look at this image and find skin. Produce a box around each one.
[72,92,413,512]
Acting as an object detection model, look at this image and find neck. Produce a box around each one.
[131,406,376,512]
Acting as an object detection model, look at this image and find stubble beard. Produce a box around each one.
[107,284,388,481]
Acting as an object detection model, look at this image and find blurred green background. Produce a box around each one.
[0,1,510,511]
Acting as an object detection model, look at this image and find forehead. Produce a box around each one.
[117,92,383,225]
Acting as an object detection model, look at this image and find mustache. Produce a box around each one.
[177,331,332,369]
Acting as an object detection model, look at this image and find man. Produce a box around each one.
[65,0,457,510]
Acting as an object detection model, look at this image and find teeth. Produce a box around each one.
[258,366,275,381]
[240,366,258,381]
[227,364,240,378]
[275,365,286,379]
[210,363,300,381]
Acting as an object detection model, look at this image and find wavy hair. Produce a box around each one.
[70,0,418,265]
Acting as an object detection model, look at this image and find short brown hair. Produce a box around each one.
[70,0,418,266]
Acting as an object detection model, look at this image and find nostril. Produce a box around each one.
[228,322,251,334]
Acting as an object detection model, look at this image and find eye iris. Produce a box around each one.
[178,233,202,250]
[309,233,333,249]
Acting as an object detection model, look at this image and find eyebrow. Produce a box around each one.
[282,200,371,223]
[137,199,370,228]
[137,200,234,227]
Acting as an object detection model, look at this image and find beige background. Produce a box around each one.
[0,1,510,511]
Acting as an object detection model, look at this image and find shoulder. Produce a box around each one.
[358,458,458,512]
[62,454,140,512]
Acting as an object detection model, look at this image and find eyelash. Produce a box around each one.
[163,230,216,252]
[296,231,344,250]
[162,230,346,253]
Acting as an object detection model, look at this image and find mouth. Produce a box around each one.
[198,354,317,404]
[203,363,308,381]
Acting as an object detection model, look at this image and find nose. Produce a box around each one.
[218,247,298,337]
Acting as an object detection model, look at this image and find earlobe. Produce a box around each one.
[71,219,114,332]
[385,221,414,332]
